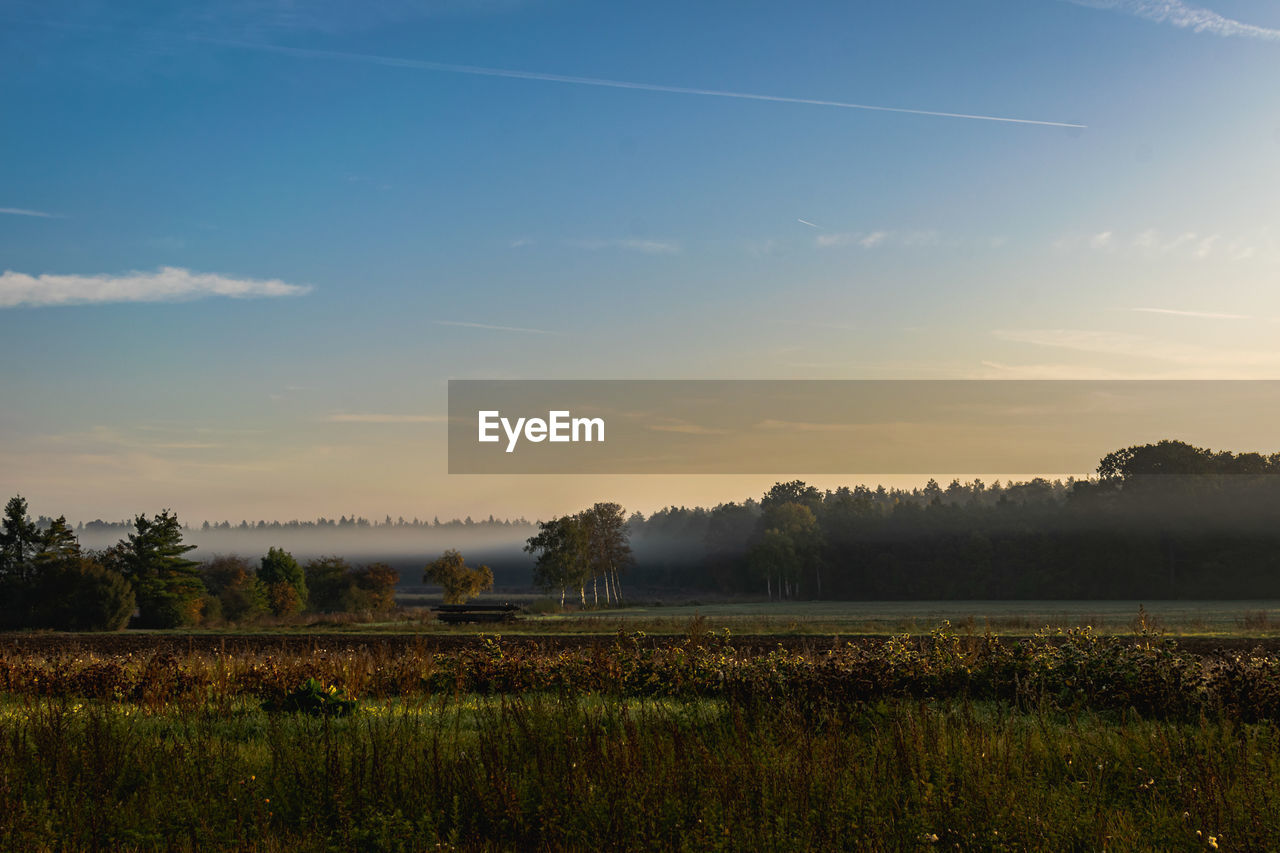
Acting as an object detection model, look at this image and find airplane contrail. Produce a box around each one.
[199,37,1087,129]
[797,218,821,229]
[435,320,555,335]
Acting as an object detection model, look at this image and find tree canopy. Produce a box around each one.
[424,549,494,605]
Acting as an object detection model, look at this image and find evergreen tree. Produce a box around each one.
[117,510,204,628]
[0,495,40,585]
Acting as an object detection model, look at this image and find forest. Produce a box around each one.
[625,440,1280,600]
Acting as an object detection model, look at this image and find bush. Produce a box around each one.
[35,557,135,631]
[304,556,352,613]
[525,598,561,615]
[305,557,399,616]
[265,677,358,717]
[266,581,303,618]
[135,589,203,629]
[201,555,268,623]
[350,562,398,614]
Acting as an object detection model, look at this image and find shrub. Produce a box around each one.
[303,556,352,613]
[265,677,359,716]
[36,556,135,631]
[201,555,268,623]
[259,548,306,615]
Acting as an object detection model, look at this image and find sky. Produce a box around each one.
[2,0,1279,523]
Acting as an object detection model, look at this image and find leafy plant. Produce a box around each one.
[266,677,358,717]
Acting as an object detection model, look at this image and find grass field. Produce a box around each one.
[1,693,1271,851]
[7,610,1280,849]
[393,597,1280,639]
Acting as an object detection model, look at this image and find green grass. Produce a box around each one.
[45,598,1280,639]
[0,693,1273,851]
[6,625,1280,848]
[394,598,1280,638]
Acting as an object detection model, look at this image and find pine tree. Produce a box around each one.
[117,510,204,628]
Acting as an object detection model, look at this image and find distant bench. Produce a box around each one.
[432,603,522,625]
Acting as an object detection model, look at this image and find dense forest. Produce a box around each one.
[625,440,1280,600]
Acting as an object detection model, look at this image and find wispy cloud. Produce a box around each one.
[566,238,680,254]
[1067,0,1280,41]
[0,266,311,308]
[993,328,1280,370]
[323,413,447,424]
[647,422,731,436]
[796,218,821,229]
[508,238,535,249]
[0,207,58,218]
[434,320,555,334]
[973,360,1168,379]
[815,230,889,248]
[755,419,862,433]
[193,37,1086,128]
[1057,227,1272,261]
[815,229,939,249]
[1132,307,1250,320]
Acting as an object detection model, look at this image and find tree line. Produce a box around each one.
[622,440,1280,600]
[0,499,401,630]
[71,515,534,535]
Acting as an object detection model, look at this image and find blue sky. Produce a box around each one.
[2,0,1279,521]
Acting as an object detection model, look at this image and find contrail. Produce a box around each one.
[199,37,1087,128]
[797,218,821,229]
[435,320,555,335]
[0,207,57,218]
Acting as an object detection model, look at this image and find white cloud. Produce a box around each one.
[1193,235,1220,259]
[1057,227,1271,261]
[567,238,680,254]
[323,413,447,424]
[509,238,535,249]
[1131,307,1250,319]
[0,207,58,218]
[1068,0,1280,41]
[993,328,1280,370]
[815,230,891,248]
[973,360,1170,379]
[0,266,311,308]
[815,229,943,249]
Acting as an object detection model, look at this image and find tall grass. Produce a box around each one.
[0,694,1274,850]
[4,628,1280,849]
[5,627,1280,719]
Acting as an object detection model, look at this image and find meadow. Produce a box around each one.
[5,619,1280,849]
